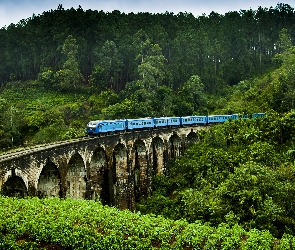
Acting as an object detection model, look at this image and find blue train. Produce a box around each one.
[86,113,265,136]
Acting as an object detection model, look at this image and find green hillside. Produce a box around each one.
[0,4,294,148]
[1,4,295,247]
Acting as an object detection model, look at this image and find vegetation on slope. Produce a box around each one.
[0,4,294,148]
[137,111,295,238]
[218,33,295,114]
[1,197,295,249]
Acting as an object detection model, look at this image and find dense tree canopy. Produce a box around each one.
[0,3,294,148]
[0,3,294,93]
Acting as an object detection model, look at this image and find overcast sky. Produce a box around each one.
[0,0,292,29]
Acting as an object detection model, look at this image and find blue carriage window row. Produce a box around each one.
[86,113,265,136]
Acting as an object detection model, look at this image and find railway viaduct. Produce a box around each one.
[0,126,206,211]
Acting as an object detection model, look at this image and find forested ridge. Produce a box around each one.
[0,3,294,148]
[1,3,295,91]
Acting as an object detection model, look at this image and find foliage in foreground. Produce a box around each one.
[0,197,295,249]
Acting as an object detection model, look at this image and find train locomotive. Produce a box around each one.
[86,113,265,136]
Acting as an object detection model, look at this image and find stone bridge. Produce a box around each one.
[0,126,206,210]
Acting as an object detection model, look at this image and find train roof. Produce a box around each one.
[181,115,207,118]
[126,118,154,121]
[88,119,126,125]
[208,114,232,117]
[154,117,181,119]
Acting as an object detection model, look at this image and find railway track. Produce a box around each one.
[0,136,92,161]
[0,125,204,161]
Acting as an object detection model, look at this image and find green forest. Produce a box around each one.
[0,3,294,147]
[1,3,295,248]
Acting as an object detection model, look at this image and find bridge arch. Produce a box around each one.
[37,160,60,198]
[113,143,128,182]
[151,136,165,175]
[66,153,87,199]
[168,133,182,158]
[88,145,110,204]
[2,176,27,198]
[133,139,148,201]
[112,143,130,208]
[185,131,199,149]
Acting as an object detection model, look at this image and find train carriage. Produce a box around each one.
[154,117,168,128]
[126,118,154,130]
[231,114,249,120]
[181,116,207,125]
[167,117,181,126]
[86,120,126,135]
[154,117,181,127]
[207,115,232,123]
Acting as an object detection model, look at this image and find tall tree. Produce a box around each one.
[91,40,123,92]
[134,30,167,89]
[59,35,84,91]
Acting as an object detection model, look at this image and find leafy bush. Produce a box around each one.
[1,196,295,249]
